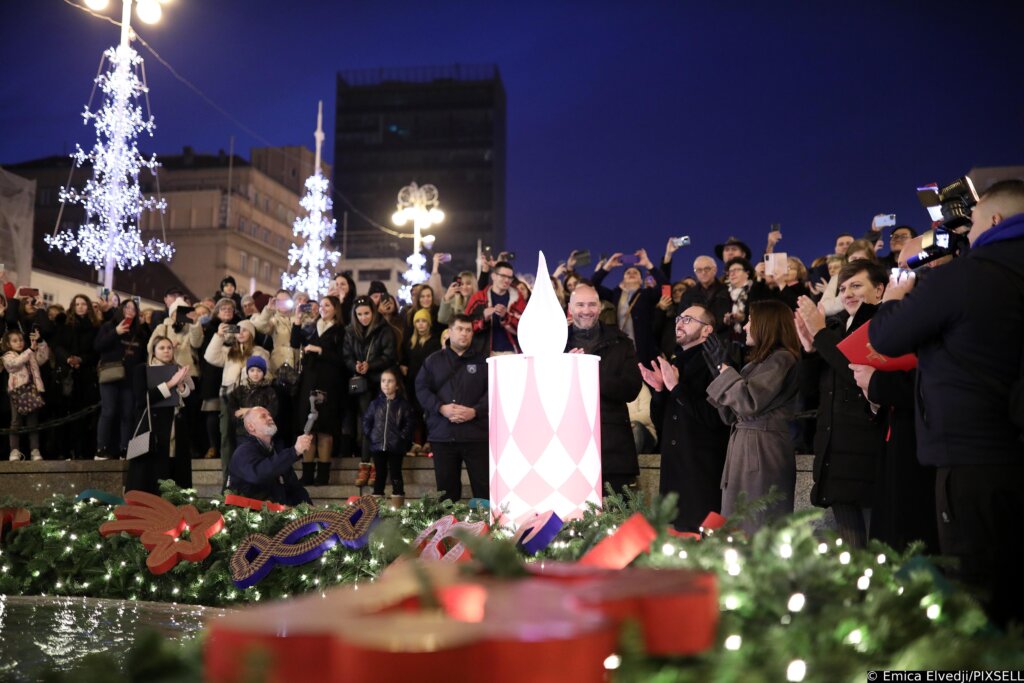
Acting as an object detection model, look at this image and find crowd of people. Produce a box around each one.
[3,178,1023,625]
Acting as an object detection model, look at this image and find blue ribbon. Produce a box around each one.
[514,511,563,556]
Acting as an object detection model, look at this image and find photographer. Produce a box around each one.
[869,179,1024,627]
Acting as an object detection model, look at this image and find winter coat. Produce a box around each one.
[404,336,442,408]
[291,320,347,434]
[253,306,299,372]
[869,212,1024,467]
[464,286,526,353]
[808,304,885,508]
[343,317,397,388]
[196,319,230,403]
[3,343,49,392]
[94,317,147,373]
[227,434,312,506]
[415,344,489,443]
[204,335,270,394]
[126,362,192,494]
[362,393,414,453]
[706,348,800,534]
[226,380,280,437]
[678,280,732,336]
[655,343,730,532]
[565,324,643,477]
[148,302,202,378]
[53,315,101,406]
[591,267,669,365]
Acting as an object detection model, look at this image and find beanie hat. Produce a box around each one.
[237,320,257,339]
[368,281,388,296]
[220,275,237,290]
[245,355,267,374]
[413,308,432,324]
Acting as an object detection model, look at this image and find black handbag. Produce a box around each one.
[347,375,368,395]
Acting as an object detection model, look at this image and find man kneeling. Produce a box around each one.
[227,407,313,506]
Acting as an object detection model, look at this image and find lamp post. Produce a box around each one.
[47,0,173,290]
[391,182,444,302]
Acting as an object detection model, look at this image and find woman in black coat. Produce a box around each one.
[795,261,888,548]
[401,308,442,450]
[343,296,398,485]
[195,298,238,459]
[94,299,148,459]
[290,295,347,486]
[126,336,193,494]
[53,294,102,459]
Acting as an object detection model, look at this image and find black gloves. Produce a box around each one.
[702,333,728,374]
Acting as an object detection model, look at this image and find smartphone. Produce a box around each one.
[874,214,897,229]
[438,253,452,263]
[661,284,672,298]
[131,295,141,309]
[174,306,194,324]
[764,253,788,279]
[224,324,240,335]
[620,254,640,266]
[644,275,656,287]
[298,303,313,313]
[452,277,462,286]
[17,287,40,299]
[671,236,691,248]
[572,249,591,267]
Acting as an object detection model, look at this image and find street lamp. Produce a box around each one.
[392,182,444,302]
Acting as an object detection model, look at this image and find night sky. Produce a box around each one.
[3,0,1024,282]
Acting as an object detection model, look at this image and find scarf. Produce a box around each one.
[616,290,636,343]
[728,282,750,334]
[571,324,601,354]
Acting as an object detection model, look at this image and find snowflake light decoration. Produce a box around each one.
[281,171,340,299]
[45,43,172,279]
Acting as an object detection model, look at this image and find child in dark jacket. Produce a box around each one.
[362,367,413,506]
[226,356,279,440]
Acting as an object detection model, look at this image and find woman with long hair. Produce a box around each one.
[437,271,477,325]
[343,296,397,487]
[93,299,148,459]
[402,307,441,453]
[204,317,269,482]
[194,298,238,460]
[705,299,802,535]
[291,294,347,486]
[404,283,442,339]
[776,256,810,310]
[127,336,193,493]
[54,294,102,459]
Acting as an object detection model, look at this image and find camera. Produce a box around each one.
[907,175,978,269]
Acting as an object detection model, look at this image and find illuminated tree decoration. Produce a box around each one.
[45,43,172,286]
[282,101,340,300]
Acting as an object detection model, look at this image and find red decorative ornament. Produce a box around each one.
[205,560,718,683]
[577,512,657,569]
[223,494,287,513]
[99,490,225,575]
[0,507,30,543]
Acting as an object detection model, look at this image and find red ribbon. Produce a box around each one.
[0,507,30,543]
[223,494,287,513]
[577,513,656,569]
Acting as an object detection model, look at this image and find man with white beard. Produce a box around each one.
[227,407,313,505]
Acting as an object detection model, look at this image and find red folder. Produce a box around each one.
[837,320,917,371]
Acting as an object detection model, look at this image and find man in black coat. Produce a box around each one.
[869,179,1024,627]
[566,285,643,494]
[416,314,489,502]
[227,407,313,506]
[639,304,729,532]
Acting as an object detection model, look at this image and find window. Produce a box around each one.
[261,262,271,281]
[277,235,286,249]
[251,257,259,276]
[239,251,248,271]
[251,222,260,237]
[357,269,392,282]
[262,228,270,243]
[238,217,247,233]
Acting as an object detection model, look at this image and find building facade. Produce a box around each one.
[333,64,507,270]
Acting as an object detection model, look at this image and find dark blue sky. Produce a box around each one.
[2,1,1024,278]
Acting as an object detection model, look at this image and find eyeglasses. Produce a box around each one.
[492,271,514,280]
[675,315,711,326]
[890,233,911,242]
[694,266,716,273]
[727,267,747,274]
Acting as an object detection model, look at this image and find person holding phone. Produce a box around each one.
[195,298,239,461]
[591,249,668,366]
[93,299,147,459]
[464,261,526,356]
[437,271,477,324]
[253,289,300,373]
[3,326,49,461]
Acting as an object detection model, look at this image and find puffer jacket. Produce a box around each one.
[3,343,50,392]
[362,393,414,453]
[343,317,397,388]
[253,305,298,372]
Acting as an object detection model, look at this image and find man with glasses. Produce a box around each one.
[639,305,729,532]
[566,284,643,494]
[679,256,731,334]
[880,226,917,269]
[464,260,526,356]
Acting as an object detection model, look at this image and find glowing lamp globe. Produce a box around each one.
[392,210,408,226]
[488,252,602,528]
[84,0,110,10]
[428,208,445,225]
[135,0,162,23]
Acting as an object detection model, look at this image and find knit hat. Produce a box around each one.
[368,281,389,296]
[237,320,257,339]
[220,275,237,290]
[245,355,267,374]
[413,308,432,324]
[252,290,270,312]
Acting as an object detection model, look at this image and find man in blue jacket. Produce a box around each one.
[869,179,1024,627]
[416,314,489,503]
[227,407,313,506]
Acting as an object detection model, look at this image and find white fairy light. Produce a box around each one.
[857,576,870,590]
[282,170,340,300]
[839,551,851,565]
[779,543,793,559]
[724,635,742,651]
[603,654,621,670]
[787,593,805,612]
[723,594,740,610]
[818,542,828,554]
[926,604,941,620]
[786,659,807,682]
[661,543,675,556]
[45,43,171,285]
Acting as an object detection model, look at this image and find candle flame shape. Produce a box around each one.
[517,251,568,356]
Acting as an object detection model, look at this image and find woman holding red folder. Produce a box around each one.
[795,261,888,548]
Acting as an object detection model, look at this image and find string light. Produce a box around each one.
[603,654,621,670]
[786,659,807,682]
[45,43,172,279]
[839,551,851,565]
[724,635,742,650]
[857,576,870,591]
[926,604,941,620]
[787,593,805,612]
[661,543,675,556]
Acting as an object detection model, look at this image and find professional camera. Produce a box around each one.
[906,175,978,269]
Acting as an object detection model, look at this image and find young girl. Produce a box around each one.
[362,367,413,507]
[705,299,801,535]
[127,336,193,493]
[3,329,49,461]
[344,296,398,487]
